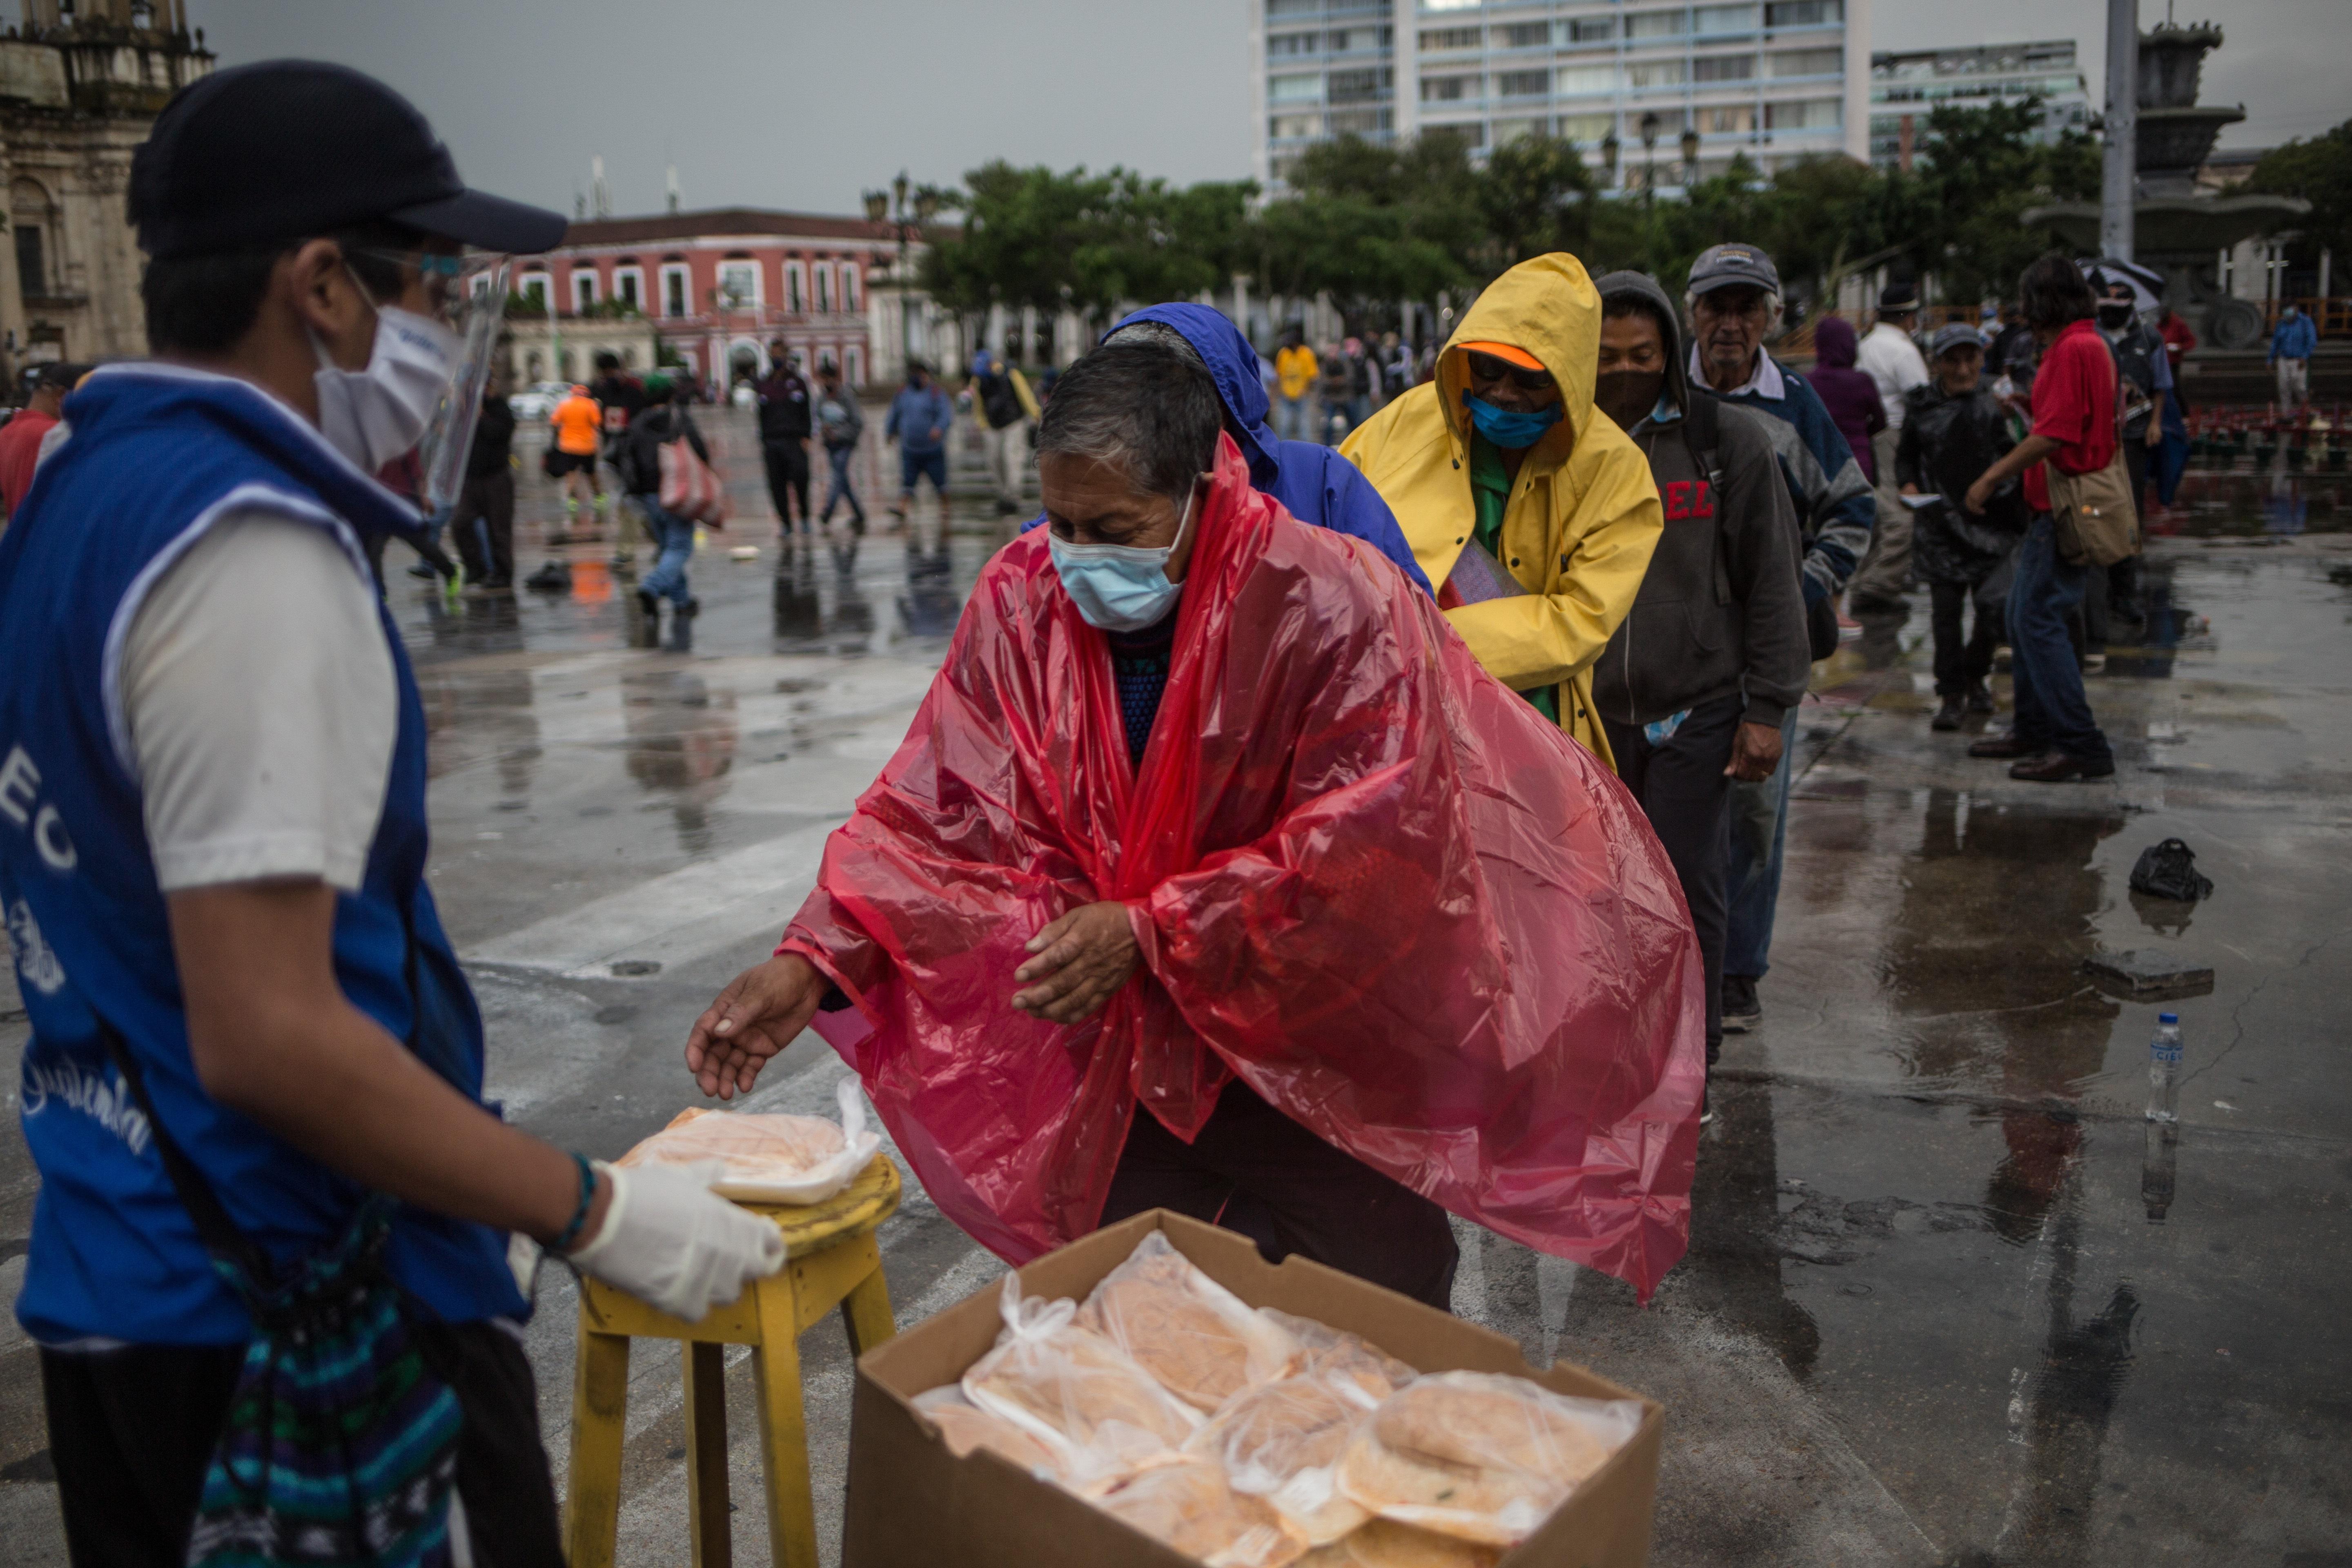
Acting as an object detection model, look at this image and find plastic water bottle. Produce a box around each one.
[2145,1013,2182,1124]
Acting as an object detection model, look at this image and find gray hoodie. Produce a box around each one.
[1590,271,1811,731]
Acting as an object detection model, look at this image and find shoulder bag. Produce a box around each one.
[2045,351,2139,567]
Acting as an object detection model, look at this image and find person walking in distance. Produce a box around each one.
[754,339,814,535]
[1317,341,1354,443]
[1273,325,1317,443]
[0,361,76,523]
[450,371,519,594]
[1961,254,2117,783]
[1680,242,1877,1034]
[1900,324,2026,730]
[623,373,713,627]
[2268,300,2316,412]
[814,356,866,534]
[1591,271,1810,1116]
[0,61,783,1568]
[587,349,646,569]
[2087,265,2171,628]
[967,345,1039,514]
[547,380,608,532]
[884,357,953,535]
[1845,283,1930,611]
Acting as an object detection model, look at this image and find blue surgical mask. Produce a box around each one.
[1049,485,1196,632]
[1463,393,1565,450]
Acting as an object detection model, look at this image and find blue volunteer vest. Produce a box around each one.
[0,364,525,1345]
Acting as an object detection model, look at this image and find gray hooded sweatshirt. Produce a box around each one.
[1590,271,1811,731]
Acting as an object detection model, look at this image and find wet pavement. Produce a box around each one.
[1,428,2347,1566]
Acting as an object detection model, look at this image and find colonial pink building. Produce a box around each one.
[516,206,926,390]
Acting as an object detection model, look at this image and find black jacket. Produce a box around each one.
[1590,271,1811,730]
[465,396,515,479]
[618,405,709,496]
[1895,381,2026,586]
[754,368,813,442]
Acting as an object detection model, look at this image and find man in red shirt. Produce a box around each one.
[0,361,75,520]
[1960,254,2114,782]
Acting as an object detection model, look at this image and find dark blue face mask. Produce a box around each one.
[1463,392,1565,450]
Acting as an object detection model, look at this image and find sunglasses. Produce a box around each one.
[1463,350,1553,392]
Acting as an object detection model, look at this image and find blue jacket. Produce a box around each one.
[1706,351,1877,603]
[0,365,523,1345]
[2270,313,2318,363]
[1024,304,1431,595]
[886,380,953,454]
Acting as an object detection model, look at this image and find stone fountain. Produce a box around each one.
[2023,22,2308,349]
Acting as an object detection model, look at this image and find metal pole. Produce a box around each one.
[2100,0,2137,262]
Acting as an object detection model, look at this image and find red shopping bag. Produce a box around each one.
[658,437,731,526]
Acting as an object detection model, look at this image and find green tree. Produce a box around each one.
[1912,100,2098,303]
[2248,120,2352,272]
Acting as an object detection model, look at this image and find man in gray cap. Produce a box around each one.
[1682,241,1876,1035]
[1847,282,1931,610]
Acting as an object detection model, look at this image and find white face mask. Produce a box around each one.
[311,269,461,472]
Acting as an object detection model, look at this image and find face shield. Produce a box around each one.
[407,254,510,512]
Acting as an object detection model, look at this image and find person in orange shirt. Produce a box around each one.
[548,382,608,528]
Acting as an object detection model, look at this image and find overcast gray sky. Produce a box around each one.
[194,0,2335,220]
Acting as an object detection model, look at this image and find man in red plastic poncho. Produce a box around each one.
[686,342,1705,1306]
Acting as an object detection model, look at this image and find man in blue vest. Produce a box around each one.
[0,62,784,1565]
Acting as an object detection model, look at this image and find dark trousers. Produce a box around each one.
[451,470,516,587]
[1929,571,2005,697]
[763,439,812,531]
[1102,1078,1459,1310]
[42,1320,561,1568]
[2007,514,2111,764]
[1604,693,1740,1064]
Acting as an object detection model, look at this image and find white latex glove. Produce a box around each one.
[565,1159,786,1321]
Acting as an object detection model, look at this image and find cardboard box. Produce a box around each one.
[844,1208,1663,1568]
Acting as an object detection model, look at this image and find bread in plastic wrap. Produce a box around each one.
[1184,1372,1376,1545]
[1334,1372,1642,1546]
[1094,1456,1309,1568]
[612,1076,882,1204]
[962,1276,1202,1488]
[1074,1233,1301,1414]
[911,1385,1066,1480]
[1259,1310,1419,1406]
[1294,1519,1502,1567]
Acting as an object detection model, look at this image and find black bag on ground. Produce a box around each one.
[2129,837,2213,902]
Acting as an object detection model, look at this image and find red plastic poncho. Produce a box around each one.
[783,434,1704,1296]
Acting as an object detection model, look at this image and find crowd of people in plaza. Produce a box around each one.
[0,54,2327,1568]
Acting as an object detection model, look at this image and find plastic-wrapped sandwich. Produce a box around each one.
[613,1076,881,1204]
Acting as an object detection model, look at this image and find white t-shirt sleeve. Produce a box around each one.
[118,507,396,893]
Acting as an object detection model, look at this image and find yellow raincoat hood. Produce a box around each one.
[1341,253,1663,769]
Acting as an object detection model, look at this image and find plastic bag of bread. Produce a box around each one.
[1334,1372,1642,1547]
[963,1275,1202,1488]
[1294,1519,1502,1567]
[1260,1310,1419,1406]
[1184,1372,1376,1545]
[1094,1456,1309,1568]
[1074,1233,1301,1413]
[911,1385,1067,1481]
[614,1076,882,1204]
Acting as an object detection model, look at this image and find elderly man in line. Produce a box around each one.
[684,342,1705,1306]
[1680,242,1878,1035]
[1340,252,1664,771]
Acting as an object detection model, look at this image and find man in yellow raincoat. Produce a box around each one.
[1341,254,1661,769]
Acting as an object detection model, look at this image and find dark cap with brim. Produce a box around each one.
[130,60,566,259]
[1686,243,1781,298]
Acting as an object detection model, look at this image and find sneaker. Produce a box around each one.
[1931,695,1965,731]
[679,597,700,619]
[1699,1075,1715,1125]
[635,588,659,619]
[1721,975,1761,1033]
[1965,681,1996,714]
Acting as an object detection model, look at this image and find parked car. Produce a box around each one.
[508,380,570,420]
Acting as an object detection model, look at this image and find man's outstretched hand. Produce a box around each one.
[1012,901,1138,1023]
[686,953,824,1100]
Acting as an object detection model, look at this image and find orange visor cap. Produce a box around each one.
[1457,341,1545,371]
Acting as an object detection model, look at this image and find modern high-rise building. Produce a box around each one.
[1248,0,1871,196]
[1868,40,2091,171]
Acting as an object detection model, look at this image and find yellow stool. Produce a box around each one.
[565,1154,901,1568]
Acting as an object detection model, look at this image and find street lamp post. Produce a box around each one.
[1639,112,1662,270]
[863,172,938,381]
